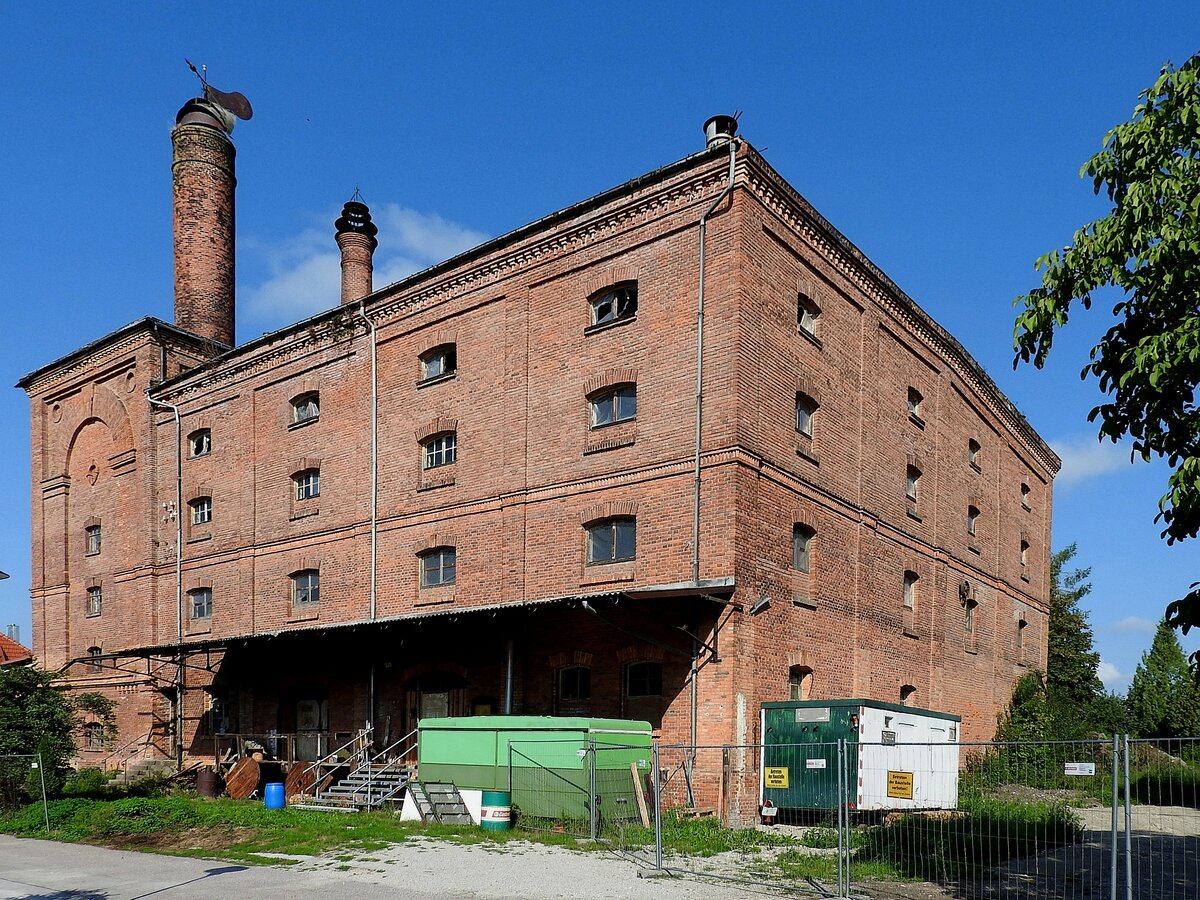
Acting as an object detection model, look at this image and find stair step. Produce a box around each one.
[291,803,360,813]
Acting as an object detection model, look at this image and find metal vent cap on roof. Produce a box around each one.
[703,114,738,148]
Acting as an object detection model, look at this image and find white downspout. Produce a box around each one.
[354,302,379,733]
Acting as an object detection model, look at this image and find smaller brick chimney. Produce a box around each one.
[335,196,378,305]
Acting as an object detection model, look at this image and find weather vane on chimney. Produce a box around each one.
[185,59,254,122]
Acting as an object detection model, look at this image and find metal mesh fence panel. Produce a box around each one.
[1124,737,1200,900]
[508,739,593,837]
[856,739,1116,899]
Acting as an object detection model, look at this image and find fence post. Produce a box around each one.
[836,738,845,898]
[1122,734,1132,900]
[1110,734,1119,900]
[37,752,49,833]
[587,738,597,841]
[652,744,663,872]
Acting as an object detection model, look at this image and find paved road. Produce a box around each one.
[0,836,770,900]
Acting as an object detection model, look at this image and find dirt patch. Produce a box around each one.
[993,783,1101,807]
[100,825,257,852]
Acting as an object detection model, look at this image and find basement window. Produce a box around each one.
[625,661,662,698]
[188,428,212,458]
[589,282,638,327]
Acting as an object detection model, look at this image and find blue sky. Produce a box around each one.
[1,4,1196,693]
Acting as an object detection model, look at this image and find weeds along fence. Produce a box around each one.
[640,738,1199,900]
[507,740,652,845]
[0,754,49,830]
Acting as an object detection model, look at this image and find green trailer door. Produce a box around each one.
[762,703,856,810]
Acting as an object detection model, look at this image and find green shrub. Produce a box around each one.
[1130,768,1200,808]
[63,768,111,798]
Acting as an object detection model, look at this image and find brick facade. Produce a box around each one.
[20,115,1057,818]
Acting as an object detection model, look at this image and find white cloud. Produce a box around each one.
[1096,659,1122,686]
[243,205,488,329]
[1049,434,1132,487]
[1112,616,1157,635]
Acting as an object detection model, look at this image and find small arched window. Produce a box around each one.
[420,344,458,381]
[589,282,638,326]
[1020,539,1030,567]
[291,391,320,425]
[1021,483,1032,510]
[189,587,213,620]
[85,524,102,556]
[905,466,921,503]
[795,394,818,440]
[590,385,637,427]
[558,666,591,703]
[626,661,662,698]
[190,496,213,526]
[420,547,457,587]
[968,439,981,469]
[900,685,917,706]
[422,432,457,469]
[291,570,320,606]
[86,586,103,617]
[586,517,636,564]
[793,524,815,573]
[293,469,321,501]
[907,387,923,418]
[788,665,813,701]
[797,293,821,338]
[903,571,919,610]
[188,428,212,458]
[967,505,980,536]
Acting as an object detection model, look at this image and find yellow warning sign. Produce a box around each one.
[887,770,914,800]
[764,767,790,788]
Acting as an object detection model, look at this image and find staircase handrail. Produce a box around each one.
[303,725,372,780]
[99,729,153,772]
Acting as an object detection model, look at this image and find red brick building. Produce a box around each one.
[19,99,1056,812]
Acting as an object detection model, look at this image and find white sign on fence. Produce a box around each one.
[805,758,827,769]
[1064,762,1096,776]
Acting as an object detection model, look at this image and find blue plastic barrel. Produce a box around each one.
[264,782,286,809]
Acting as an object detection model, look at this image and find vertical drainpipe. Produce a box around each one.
[148,394,183,768]
[353,301,379,730]
[692,116,740,755]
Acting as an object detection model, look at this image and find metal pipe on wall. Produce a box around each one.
[354,303,379,730]
[504,639,515,714]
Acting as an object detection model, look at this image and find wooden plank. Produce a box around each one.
[630,763,650,827]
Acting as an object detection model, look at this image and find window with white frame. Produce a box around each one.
[586,517,636,564]
[189,587,213,620]
[291,392,320,424]
[590,386,636,427]
[293,469,320,501]
[188,428,212,458]
[625,661,662,698]
[421,344,457,381]
[292,569,320,605]
[422,433,457,469]
[420,547,457,587]
[589,282,638,326]
[190,496,212,526]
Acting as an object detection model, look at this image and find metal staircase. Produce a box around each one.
[408,781,473,824]
[292,726,417,812]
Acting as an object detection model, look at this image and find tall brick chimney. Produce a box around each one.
[335,197,378,305]
[172,98,236,347]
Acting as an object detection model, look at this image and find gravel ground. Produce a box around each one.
[292,835,786,899]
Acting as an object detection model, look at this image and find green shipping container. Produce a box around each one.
[418,716,652,821]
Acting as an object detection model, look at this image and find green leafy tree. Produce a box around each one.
[1045,545,1103,712]
[0,665,114,807]
[1127,620,1200,737]
[1012,54,1200,655]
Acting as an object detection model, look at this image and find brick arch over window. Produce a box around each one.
[794,375,823,406]
[616,645,665,666]
[579,500,639,526]
[415,416,459,442]
[584,368,639,398]
[416,533,457,554]
[585,267,640,297]
[420,329,459,356]
[548,650,595,669]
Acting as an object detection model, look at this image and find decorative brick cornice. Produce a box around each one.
[742,151,1059,477]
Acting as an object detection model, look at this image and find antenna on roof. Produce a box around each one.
[184,58,254,121]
